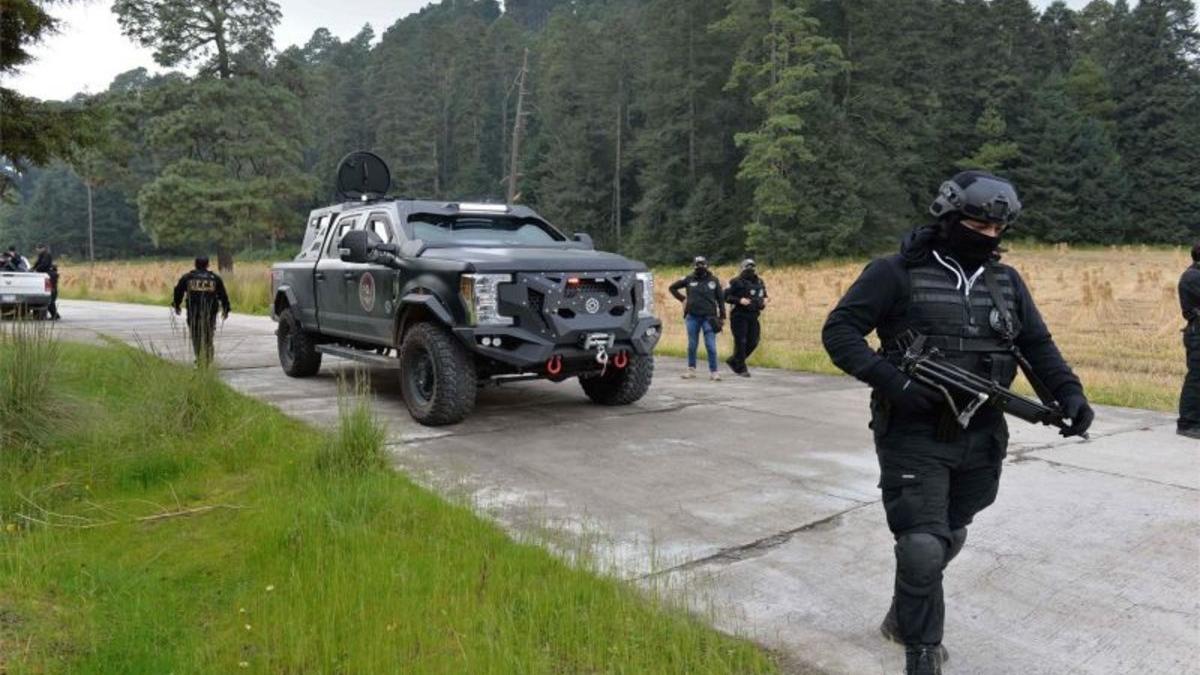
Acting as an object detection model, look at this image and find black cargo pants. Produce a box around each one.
[1179,325,1200,431]
[187,312,218,365]
[729,311,761,373]
[873,403,1007,646]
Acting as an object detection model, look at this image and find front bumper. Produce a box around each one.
[454,316,661,369]
[454,270,661,370]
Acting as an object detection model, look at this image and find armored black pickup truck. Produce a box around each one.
[270,152,661,425]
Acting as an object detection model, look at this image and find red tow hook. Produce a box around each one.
[546,354,563,376]
[612,351,629,369]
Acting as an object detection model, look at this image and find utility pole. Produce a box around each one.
[506,48,529,204]
[613,83,623,250]
[85,179,95,263]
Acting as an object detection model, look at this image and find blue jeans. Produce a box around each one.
[684,313,719,372]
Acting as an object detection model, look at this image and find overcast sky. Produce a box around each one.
[5,0,1093,101]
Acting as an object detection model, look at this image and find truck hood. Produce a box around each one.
[419,245,646,272]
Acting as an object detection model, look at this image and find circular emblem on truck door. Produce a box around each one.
[585,297,601,314]
[358,273,376,313]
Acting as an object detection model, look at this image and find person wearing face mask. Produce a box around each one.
[669,256,726,381]
[724,258,768,377]
[821,170,1093,675]
[1177,243,1200,439]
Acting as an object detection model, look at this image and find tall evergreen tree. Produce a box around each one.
[1109,0,1200,241]
[717,0,854,261]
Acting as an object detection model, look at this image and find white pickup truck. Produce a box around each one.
[0,271,53,318]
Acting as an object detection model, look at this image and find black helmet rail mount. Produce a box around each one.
[335,151,392,203]
[929,170,1022,227]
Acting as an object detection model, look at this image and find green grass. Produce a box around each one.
[0,341,775,673]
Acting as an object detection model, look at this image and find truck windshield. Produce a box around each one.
[409,215,566,246]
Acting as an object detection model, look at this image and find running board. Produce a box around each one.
[316,344,399,369]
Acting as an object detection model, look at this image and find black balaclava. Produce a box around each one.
[693,256,709,278]
[943,218,1000,269]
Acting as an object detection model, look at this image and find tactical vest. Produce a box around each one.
[885,256,1021,386]
[185,271,220,316]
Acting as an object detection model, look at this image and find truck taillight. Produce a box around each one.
[44,277,52,293]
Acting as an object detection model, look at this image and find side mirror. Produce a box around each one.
[573,232,594,249]
[338,229,371,263]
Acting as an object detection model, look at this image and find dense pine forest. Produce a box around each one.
[1,0,1197,269]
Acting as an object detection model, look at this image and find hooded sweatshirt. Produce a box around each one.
[820,225,1082,402]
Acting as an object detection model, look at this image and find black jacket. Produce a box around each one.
[725,273,768,315]
[821,225,1083,402]
[1179,263,1200,322]
[172,269,231,318]
[32,252,57,280]
[669,271,726,319]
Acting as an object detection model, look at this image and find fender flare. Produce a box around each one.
[273,285,299,320]
[394,292,454,344]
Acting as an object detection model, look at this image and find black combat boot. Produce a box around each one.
[881,599,949,662]
[905,644,944,675]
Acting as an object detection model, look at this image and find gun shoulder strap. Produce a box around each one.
[983,264,1060,407]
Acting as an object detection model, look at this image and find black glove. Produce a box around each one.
[1059,394,1094,438]
[877,364,943,416]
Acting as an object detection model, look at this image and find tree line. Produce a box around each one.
[1,0,1197,270]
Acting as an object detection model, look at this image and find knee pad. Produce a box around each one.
[895,533,946,597]
[945,528,967,566]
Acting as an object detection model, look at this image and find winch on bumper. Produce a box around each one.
[451,270,661,374]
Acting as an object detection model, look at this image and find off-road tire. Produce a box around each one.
[399,322,477,426]
[579,354,654,405]
[277,306,322,377]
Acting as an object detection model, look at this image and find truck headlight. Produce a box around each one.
[460,273,513,326]
[636,271,655,319]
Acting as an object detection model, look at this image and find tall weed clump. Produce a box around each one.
[122,337,228,434]
[315,372,386,474]
[0,319,60,456]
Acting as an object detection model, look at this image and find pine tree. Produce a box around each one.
[1109,0,1200,242]
[717,0,855,261]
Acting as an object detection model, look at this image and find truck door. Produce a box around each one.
[341,211,401,345]
[315,214,359,337]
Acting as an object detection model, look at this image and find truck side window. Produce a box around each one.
[326,217,359,256]
[367,214,394,243]
[307,215,331,256]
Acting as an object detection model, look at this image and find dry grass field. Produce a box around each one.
[654,243,1189,412]
[58,244,1189,412]
[59,259,275,316]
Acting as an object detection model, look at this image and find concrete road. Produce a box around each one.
[57,300,1199,674]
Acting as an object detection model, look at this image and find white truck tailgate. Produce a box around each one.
[0,272,51,305]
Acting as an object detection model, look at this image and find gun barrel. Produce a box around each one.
[903,350,1072,433]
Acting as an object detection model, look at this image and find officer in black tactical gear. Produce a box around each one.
[822,170,1094,675]
[172,256,230,365]
[724,258,768,377]
[1177,243,1200,438]
[32,244,60,320]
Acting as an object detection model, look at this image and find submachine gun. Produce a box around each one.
[898,332,1087,439]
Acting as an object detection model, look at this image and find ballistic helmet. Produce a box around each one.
[929,171,1022,227]
[740,258,756,271]
[195,256,210,270]
[693,255,708,268]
